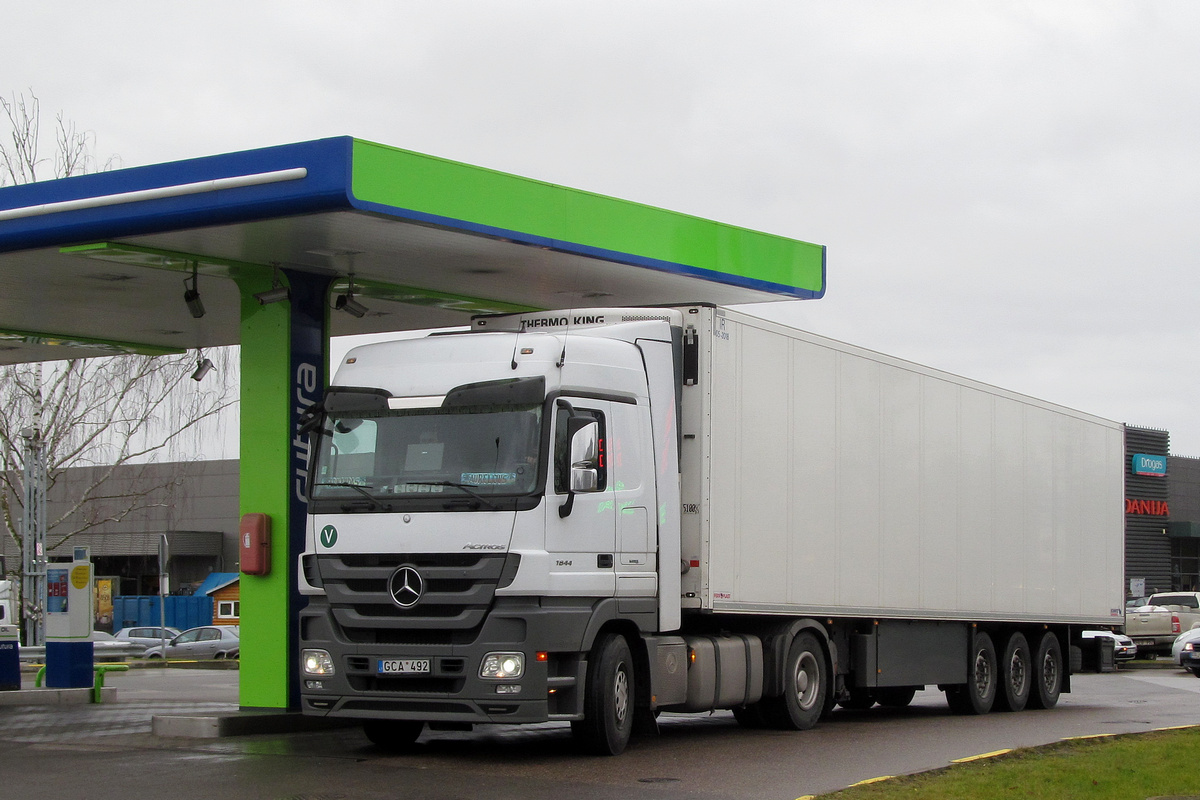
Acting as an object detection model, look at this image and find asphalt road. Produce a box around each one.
[2,666,1199,799]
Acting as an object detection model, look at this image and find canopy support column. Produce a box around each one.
[236,269,330,710]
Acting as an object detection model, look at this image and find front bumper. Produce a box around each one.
[299,595,596,725]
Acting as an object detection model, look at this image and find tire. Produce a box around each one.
[1028,631,1063,710]
[838,688,876,710]
[573,634,635,755]
[761,632,827,730]
[996,632,1032,712]
[946,631,997,715]
[363,719,424,752]
[876,687,917,708]
[1188,667,1200,678]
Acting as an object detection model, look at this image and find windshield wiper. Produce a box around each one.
[403,481,500,510]
[313,481,392,512]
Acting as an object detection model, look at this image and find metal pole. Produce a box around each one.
[20,427,47,647]
[158,533,169,659]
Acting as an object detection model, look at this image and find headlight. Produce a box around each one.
[302,649,335,676]
[1185,643,1196,652]
[480,652,524,679]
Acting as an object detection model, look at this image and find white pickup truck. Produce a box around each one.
[1125,592,1200,657]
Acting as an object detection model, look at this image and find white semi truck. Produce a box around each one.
[297,305,1125,754]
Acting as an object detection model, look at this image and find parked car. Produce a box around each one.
[1171,627,1200,676]
[113,626,180,649]
[90,630,147,660]
[143,625,240,660]
[1081,629,1138,661]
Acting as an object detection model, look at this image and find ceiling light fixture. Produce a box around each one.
[191,357,214,382]
[335,274,368,318]
[183,262,205,319]
[254,266,291,305]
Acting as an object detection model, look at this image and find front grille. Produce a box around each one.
[318,553,508,642]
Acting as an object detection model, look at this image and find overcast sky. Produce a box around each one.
[6,2,1199,454]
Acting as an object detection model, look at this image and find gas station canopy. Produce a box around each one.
[0,135,827,710]
[0,136,826,364]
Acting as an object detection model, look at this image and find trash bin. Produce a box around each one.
[1080,635,1116,673]
[1096,635,1116,672]
[0,624,19,691]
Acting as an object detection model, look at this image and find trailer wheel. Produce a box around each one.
[996,632,1032,712]
[363,719,424,752]
[762,632,826,730]
[946,631,997,715]
[1028,631,1063,709]
[573,633,634,755]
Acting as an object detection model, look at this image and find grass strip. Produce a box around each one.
[817,727,1200,800]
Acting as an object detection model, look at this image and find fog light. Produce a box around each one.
[305,680,325,690]
[496,684,522,694]
[480,652,524,679]
[302,649,335,676]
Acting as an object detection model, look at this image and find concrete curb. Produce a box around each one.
[0,687,116,705]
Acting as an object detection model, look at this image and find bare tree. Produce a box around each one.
[0,90,233,639]
[0,352,238,550]
[1,89,119,185]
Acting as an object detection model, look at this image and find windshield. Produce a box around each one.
[310,402,543,511]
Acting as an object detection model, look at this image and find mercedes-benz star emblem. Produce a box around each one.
[388,566,424,608]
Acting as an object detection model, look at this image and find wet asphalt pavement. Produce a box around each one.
[2,665,1200,799]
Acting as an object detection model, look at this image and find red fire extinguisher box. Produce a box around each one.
[239,513,271,576]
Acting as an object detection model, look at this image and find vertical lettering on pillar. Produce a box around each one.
[284,269,330,708]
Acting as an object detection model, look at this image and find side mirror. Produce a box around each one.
[568,420,600,492]
[558,409,601,518]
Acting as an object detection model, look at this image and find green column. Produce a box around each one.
[235,271,292,709]
[234,269,329,710]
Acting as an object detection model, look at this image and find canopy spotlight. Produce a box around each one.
[183,262,205,318]
[191,357,214,382]
[254,267,290,305]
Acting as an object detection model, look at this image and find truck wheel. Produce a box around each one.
[363,719,424,752]
[573,633,635,755]
[1028,631,1063,709]
[996,632,1032,712]
[763,632,826,730]
[946,631,997,715]
[876,687,917,708]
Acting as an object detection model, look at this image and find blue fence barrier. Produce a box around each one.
[112,596,211,632]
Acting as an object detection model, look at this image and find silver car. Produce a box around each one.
[1082,629,1138,661]
[143,625,240,660]
[113,626,180,649]
[1171,626,1200,676]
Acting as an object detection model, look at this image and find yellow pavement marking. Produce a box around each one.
[952,748,1013,763]
[849,776,894,787]
[1061,733,1116,741]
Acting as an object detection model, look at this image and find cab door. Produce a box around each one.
[544,397,616,597]
[608,400,656,597]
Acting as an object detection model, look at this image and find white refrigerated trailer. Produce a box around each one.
[297,305,1125,754]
